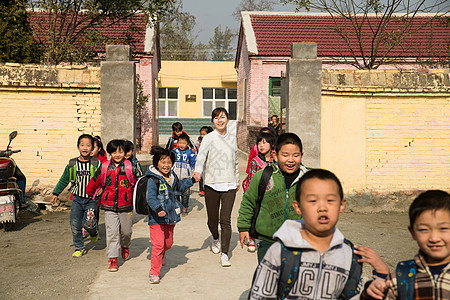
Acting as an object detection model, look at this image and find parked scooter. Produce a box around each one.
[0,131,23,231]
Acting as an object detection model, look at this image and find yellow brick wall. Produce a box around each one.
[0,64,101,189]
[321,69,450,192]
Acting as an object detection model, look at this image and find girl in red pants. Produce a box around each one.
[146,146,196,284]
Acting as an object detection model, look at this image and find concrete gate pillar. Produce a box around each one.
[101,45,136,147]
[285,43,322,168]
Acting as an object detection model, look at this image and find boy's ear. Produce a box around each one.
[408,226,417,240]
[292,200,302,216]
[339,198,346,213]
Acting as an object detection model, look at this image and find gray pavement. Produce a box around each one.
[86,151,256,299]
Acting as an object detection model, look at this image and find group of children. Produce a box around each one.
[50,112,450,298]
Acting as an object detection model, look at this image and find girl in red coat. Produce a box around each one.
[87,139,137,272]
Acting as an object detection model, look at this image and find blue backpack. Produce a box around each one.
[395,259,417,300]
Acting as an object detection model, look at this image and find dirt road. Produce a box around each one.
[0,155,417,299]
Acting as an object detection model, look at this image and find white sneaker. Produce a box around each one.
[221,253,231,267]
[211,238,220,254]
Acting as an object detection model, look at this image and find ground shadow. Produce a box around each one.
[239,288,251,300]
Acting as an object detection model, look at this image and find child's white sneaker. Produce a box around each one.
[211,238,220,254]
[220,253,231,267]
[149,274,160,284]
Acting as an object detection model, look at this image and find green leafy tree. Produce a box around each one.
[30,0,175,64]
[209,26,236,61]
[281,0,449,69]
[159,0,198,60]
[0,0,42,63]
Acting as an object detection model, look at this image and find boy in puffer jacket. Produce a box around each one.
[87,139,138,272]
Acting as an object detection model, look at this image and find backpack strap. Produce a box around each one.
[101,161,110,186]
[68,158,78,184]
[124,159,136,186]
[89,156,100,178]
[277,242,302,300]
[249,165,274,239]
[396,259,417,300]
[339,239,363,299]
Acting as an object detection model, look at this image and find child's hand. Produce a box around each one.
[50,195,58,205]
[239,231,250,248]
[364,278,390,299]
[158,211,166,217]
[193,172,201,182]
[354,245,390,275]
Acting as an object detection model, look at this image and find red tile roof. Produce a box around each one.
[247,13,449,58]
[29,12,149,54]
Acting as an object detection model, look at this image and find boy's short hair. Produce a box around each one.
[122,140,134,154]
[260,126,277,136]
[409,190,450,227]
[200,126,213,134]
[256,132,276,149]
[271,115,279,121]
[295,169,344,202]
[77,134,94,147]
[211,107,229,122]
[106,139,126,154]
[177,132,190,143]
[150,145,175,168]
[275,132,303,154]
[172,122,183,132]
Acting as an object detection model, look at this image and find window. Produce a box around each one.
[158,88,178,117]
[202,88,237,120]
[269,77,281,97]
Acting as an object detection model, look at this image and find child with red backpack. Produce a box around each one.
[241,132,276,252]
[87,139,138,272]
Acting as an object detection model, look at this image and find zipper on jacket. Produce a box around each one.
[283,180,289,220]
[114,167,119,211]
[312,253,324,300]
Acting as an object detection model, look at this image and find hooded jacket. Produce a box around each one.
[237,163,308,242]
[145,166,194,225]
[249,220,364,299]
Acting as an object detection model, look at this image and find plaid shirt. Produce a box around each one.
[386,253,450,300]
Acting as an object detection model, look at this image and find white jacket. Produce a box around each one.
[194,130,239,185]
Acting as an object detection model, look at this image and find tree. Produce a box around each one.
[233,0,278,21]
[282,0,449,69]
[30,0,175,64]
[159,0,198,60]
[208,26,236,61]
[0,0,42,63]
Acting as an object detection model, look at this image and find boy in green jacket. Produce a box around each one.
[238,133,308,262]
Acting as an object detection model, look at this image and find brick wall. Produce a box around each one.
[321,69,449,192]
[0,63,101,192]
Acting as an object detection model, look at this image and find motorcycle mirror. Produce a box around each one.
[9,131,18,141]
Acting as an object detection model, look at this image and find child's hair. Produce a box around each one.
[256,132,276,150]
[271,115,279,121]
[260,126,277,137]
[93,136,105,156]
[295,169,344,202]
[409,190,450,228]
[123,140,134,154]
[172,122,183,132]
[211,107,229,122]
[151,146,175,169]
[106,139,126,154]
[77,134,94,147]
[275,132,303,154]
[200,126,213,134]
[177,132,190,143]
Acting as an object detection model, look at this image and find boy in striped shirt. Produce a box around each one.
[51,134,102,257]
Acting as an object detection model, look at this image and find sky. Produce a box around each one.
[181,0,298,44]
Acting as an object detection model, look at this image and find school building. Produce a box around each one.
[157,61,238,144]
